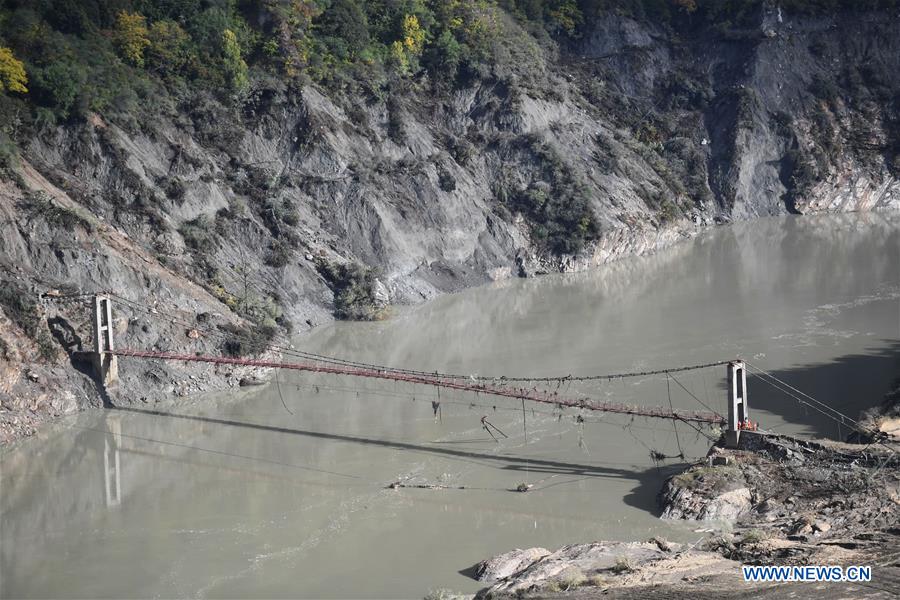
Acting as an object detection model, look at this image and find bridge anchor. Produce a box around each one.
[92,294,118,388]
[725,360,748,448]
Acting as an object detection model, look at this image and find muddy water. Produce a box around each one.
[2,213,899,599]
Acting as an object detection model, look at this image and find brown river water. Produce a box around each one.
[2,213,899,598]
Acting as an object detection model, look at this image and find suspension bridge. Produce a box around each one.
[45,293,893,451]
[111,349,728,425]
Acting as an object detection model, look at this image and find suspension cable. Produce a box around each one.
[68,290,734,385]
[745,362,897,455]
[665,372,685,458]
[669,371,723,418]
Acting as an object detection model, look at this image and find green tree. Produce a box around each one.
[0,47,28,93]
[222,29,249,92]
[434,0,498,62]
[280,0,321,78]
[546,0,582,35]
[424,28,462,79]
[147,19,191,77]
[316,0,370,60]
[113,11,151,67]
[32,60,84,118]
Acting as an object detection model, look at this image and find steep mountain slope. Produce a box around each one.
[1,1,898,442]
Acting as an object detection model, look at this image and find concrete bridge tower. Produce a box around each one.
[92,295,118,388]
[726,360,748,447]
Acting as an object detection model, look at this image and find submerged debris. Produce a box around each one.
[386,481,465,490]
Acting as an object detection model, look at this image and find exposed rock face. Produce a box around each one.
[857,377,900,443]
[474,547,551,583]
[2,6,900,442]
[659,449,754,522]
[0,171,279,443]
[661,484,752,522]
[659,433,900,542]
[477,541,675,596]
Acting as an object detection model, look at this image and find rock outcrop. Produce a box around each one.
[475,432,900,598]
[474,547,551,584]
[475,541,679,596]
[660,433,900,533]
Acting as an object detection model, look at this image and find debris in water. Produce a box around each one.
[481,416,509,442]
[386,481,466,491]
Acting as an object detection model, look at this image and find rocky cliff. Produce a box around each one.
[2,2,899,443]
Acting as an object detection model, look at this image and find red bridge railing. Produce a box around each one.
[112,349,725,425]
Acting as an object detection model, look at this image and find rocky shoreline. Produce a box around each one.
[467,410,900,599]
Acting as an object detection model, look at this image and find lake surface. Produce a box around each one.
[2,213,899,598]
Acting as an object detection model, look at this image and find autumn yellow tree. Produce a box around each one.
[401,14,425,54]
[114,11,150,67]
[0,46,28,93]
[222,29,249,92]
[390,14,425,73]
[147,20,190,76]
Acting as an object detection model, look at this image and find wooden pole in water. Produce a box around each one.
[521,397,527,443]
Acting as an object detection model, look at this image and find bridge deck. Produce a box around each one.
[112,349,725,425]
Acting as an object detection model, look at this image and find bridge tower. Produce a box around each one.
[725,360,748,447]
[92,294,118,387]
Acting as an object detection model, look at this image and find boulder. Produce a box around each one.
[372,278,390,308]
[813,520,831,534]
[700,487,752,521]
[483,542,672,595]
[474,547,550,583]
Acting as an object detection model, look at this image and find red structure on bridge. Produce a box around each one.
[111,348,726,425]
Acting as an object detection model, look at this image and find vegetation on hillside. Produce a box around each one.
[1,0,895,172]
[317,260,386,321]
[0,280,57,360]
[494,133,600,254]
[2,0,896,127]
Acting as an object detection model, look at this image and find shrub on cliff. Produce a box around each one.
[218,321,276,358]
[317,260,386,321]
[178,215,216,254]
[265,240,292,268]
[0,281,57,360]
[19,191,93,232]
[503,135,600,255]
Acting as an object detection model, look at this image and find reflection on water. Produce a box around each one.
[1,213,898,599]
[104,417,122,507]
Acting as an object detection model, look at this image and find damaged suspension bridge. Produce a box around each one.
[43,291,896,478]
[67,293,759,445]
[110,348,729,425]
